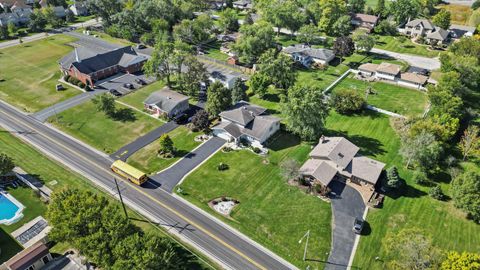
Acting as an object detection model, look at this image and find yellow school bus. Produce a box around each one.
[111,160,147,186]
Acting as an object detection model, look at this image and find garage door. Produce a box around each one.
[213,130,233,142]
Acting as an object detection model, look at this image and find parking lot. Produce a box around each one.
[96,73,155,95]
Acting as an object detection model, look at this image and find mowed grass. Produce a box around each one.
[437,4,472,25]
[0,228,22,264]
[321,112,480,269]
[331,75,428,117]
[374,35,440,57]
[118,80,167,111]
[0,35,81,112]
[178,132,332,269]
[49,102,162,154]
[127,126,202,174]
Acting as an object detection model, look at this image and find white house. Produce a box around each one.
[398,72,429,89]
[358,62,429,89]
[282,44,335,67]
[69,1,88,16]
[212,101,280,147]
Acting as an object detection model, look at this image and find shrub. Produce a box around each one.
[251,147,261,154]
[386,166,402,189]
[412,170,430,185]
[64,74,71,82]
[298,177,309,186]
[429,185,446,201]
[77,82,86,88]
[331,88,366,115]
[217,162,229,171]
[222,146,233,152]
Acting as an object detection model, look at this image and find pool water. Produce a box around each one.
[0,193,22,223]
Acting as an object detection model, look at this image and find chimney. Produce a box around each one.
[319,135,325,143]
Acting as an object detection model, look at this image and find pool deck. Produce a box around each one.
[0,191,25,225]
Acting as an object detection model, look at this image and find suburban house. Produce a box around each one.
[299,136,385,191]
[208,70,241,89]
[403,19,449,44]
[449,24,476,39]
[0,0,26,9]
[212,101,280,147]
[358,62,429,89]
[0,12,20,26]
[233,0,252,9]
[282,44,335,67]
[0,241,53,270]
[0,0,32,26]
[351,13,379,32]
[143,87,190,119]
[59,46,148,87]
[69,1,88,16]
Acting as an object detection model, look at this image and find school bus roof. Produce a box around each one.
[111,160,146,179]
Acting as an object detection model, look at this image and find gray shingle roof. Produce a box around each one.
[300,159,338,186]
[283,44,335,61]
[219,101,267,126]
[310,137,360,169]
[346,156,385,184]
[406,19,434,30]
[143,87,189,114]
[427,27,449,41]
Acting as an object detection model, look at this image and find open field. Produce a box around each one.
[49,102,162,154]
[321,112,480,269]
[331,75,428,117]
[437,4,472,25]
[0,129,213,269]
[0,35,80,112]
[127,126,202,174]
[178,132,332,269]
[118,80,167,111]
[374,35,440,58]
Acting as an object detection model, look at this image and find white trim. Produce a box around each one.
[347,207,369,269]
[0,192,25,225]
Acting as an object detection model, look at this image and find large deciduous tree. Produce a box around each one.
[206,81,231,116]
[282,84,329,141]
[459,125,480,161]
[452,169,480,223]
[331,88,365,114]
[318,0,347,35]
[92,93,116,117]
[432,9,451,30]
[388,0,420,24]
[191,110,210,131]
[219,8,239,33]
[0,153,14,176]
[297,24,322,46]
[143,36,175,85]
[399,131,442,170]
[257,49,296,92]
[86,0,122,26]
[333,36,355,63]
[178,56,208,98]
[353,31,375,53]
[231,78,247,104]
[232,22,275,65]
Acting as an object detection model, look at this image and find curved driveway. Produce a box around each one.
[325,181,365,270]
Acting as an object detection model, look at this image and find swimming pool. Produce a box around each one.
[0,192,24,225]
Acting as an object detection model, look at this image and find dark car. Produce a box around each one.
[123,83,134,89]
[135,78,147,85]
[353,217,364,234]
[109,89,122,97]
[136,44,146,49]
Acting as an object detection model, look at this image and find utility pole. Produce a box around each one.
[114,178,128,219]
[298,230,310,261]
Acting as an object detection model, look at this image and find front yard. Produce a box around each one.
[374,35,440,58]
[0,35,80,112]
[127,126,202,174]
[178,132,332,269]
[118,80,167,111]
[48,102,163,154]
[331,75,428,117]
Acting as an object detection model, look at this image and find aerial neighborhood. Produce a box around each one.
[0,0,479,270]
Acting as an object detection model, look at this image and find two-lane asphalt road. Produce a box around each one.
[0,101,296,270]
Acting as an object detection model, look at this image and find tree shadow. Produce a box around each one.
[266,131,302,151]
[360,220,372,236]
[323,129,386,157]
[384,182,427,200]
[263,93,280,103]
[112,108,136,122]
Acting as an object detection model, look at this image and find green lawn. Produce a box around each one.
[128,126,202,174]
[0,35,81,112]
[366,0,378,7]
[118,80,167,111]
[204,40,230,61]
[0,228,22,264]
[374,35,440,58]
[178,132,332,269]
[331,75,428,117]
[321,111,480,269]
[49,102,162,154]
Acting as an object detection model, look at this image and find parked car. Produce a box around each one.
[136,44,146,49]
[109,89,122,97]
[353,217,364,234]
[56,84,65,91]
[123,83,134,89]
[135,78,146,85]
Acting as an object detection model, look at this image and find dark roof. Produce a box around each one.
[219,101,267,126]
[352,13,379,24]
[59,46,147,75]
[6,242,50,270]
[144,87,189,114]
[283,44,335,61]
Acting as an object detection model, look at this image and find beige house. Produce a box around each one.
[351,13,379,32]
[300,136,385,190]
[403,19,449,44]
[358,62,429,89]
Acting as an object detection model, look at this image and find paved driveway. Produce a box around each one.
[148,137,226,192]
[325,181,365,270]
[370,48,441,70]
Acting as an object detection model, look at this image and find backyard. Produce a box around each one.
[48,102,163,154]
[127,126,202,174]
[0,35,80,112]
[178,132,332,269]
[331,74,428,117]
[374,35,440,58]
[118,80,167,111]
[321,112,480,269]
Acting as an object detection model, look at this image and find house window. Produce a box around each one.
[42,255,50,264]
[27,265,36,270]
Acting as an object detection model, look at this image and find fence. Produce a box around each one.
[323,69,353,94]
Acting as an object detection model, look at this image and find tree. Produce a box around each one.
[383,228,442,269]
[219,8,239,33]
[262,0,305,36]
[158,134,175,156]
[86,0,122,26]
[348,0,366,13]
[375,0,386,16]
[441,251,480,270]
[257,49,296,92]
[0,153,14,176]
[206,81,231,116]
[452,169,480,223]
[143,36,174,85]
[374,20,398,35]
[282,84,329,141]
[429,185,446,200]
[427,72,464,119]
[432,9,451,30]
[232,22,275,65]
[386,166,402,189]
[297,24,321,46]
[173,15,214,45]
[473,0,480,10]
[331,88,365,114]
[279,158,300,181]
[459,125,480,161]
[399,131,442,170]
[28,9,47,32]
[389,0,420,24]
[178,56,208,98]
[318,0,347,35]
[92,93,116,117]
[331,15,352,37]
[353,31,375,52]
[191,110,210,131]
[0,25,8,40]
[333,36,355,63]
[249,72,270,99]
[65,9,75,23]
[231,78,247,104]
[410,114,460,143]
[7,22,15,37]
[43,7,64,28]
